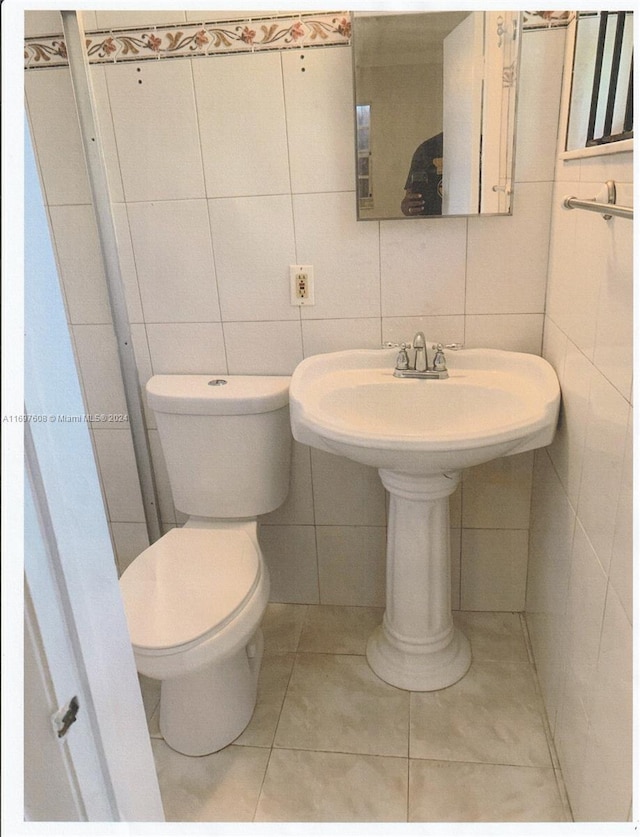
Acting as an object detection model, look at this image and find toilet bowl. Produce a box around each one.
[120,521,269,755]
[119,375,291,756]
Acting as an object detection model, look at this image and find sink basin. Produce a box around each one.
[290,348,560,474]
[290,347,560,693]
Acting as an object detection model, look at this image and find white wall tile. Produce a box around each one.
[609,409,632,623]
[293,192,380,320]
[592,206,634,400]
[111,522,150,576]
[302,318,381,357]
[464,314,543,353]
[578,150,633,185]
[380,220,466,317]
[25,10,63,36]
[317,526,386,607]
[260,525,319,604]
[25,68,91,205]
[546,339,592,507]
[49,205,111,324]
[130,324,156,430]
[111,204,145,324]
[92,428,146,523]
[449,484,462,528]
[577,368,629,574]
[193,52,290,197]
[572,585,632,821]
[127,200,220,323]
[450,528,461,611]
[184,11,271,22]
[208,196,297,322]
[526,451,574,733]
[71,324,128,419]
[529,125,633,821]
[541,315,567,375]
[146,322,226,374]
[282,47,354,194]
[148,429,177,525]
[545,183,581,335]
[462,453,533,530]
[553,670,589,811]
[560,182,619,359]
[514,29,565,183]
[223,321,302,376]
[48,202,145,326]
[105,60,205,202]
[466,182,552,314]
[91,66,125,204]
[94,11,187,29]
[562,521,608,712]
[310,449,386,527]
[461,529,529,611]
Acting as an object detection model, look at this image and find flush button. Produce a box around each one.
[208,379,228,386]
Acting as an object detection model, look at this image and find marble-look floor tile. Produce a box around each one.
[260,603,307,654]
[151,740,269,822]
[255,748,408,822]
[453,611,529,662]
[275,653,410,757]
[409,759,567,822]
[234,653,295,748]
[410,661,551,766]
[297,604,384,654]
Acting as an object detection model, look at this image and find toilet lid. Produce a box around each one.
[120,527,260,652]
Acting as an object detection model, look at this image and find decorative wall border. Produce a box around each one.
[24,12,352,69]
[24,10,572,70]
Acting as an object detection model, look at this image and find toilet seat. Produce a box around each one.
[120,527,261,654]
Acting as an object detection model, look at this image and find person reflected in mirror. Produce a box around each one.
[400,132,443,216]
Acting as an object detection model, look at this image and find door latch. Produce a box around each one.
[53,695,80,738]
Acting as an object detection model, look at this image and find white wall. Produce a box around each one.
[24,13,565,613]
[526,30,633,820]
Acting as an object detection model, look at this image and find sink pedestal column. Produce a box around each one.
[367,470,471,691]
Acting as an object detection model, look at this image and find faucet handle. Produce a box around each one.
[394,343,411,371]
[383,341,412,349]
[431,344,448,372]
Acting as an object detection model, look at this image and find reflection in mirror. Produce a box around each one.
[566,11,633,152]
[353,11,521,220]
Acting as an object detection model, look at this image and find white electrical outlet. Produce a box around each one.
[290,265,315,306]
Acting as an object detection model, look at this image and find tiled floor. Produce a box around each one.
[139,604,572,823]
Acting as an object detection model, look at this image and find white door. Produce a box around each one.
[442,12,484,214]
[14,117,165,824]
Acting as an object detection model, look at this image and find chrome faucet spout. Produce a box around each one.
[412,332,428,372]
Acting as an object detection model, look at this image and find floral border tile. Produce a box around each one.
[24,10,572,71]
[24,12,352,70]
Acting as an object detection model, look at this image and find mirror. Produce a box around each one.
[353,11,521,220]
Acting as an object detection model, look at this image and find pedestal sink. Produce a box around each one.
[289,347,560,691]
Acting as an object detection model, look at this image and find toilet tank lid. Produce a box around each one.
[146,375,290,415]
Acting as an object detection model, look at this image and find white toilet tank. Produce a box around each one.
[146,375,291,519]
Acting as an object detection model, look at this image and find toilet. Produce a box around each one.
[119,374,291,756]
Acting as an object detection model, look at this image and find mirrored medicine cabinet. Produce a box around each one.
[352,11,522,220]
